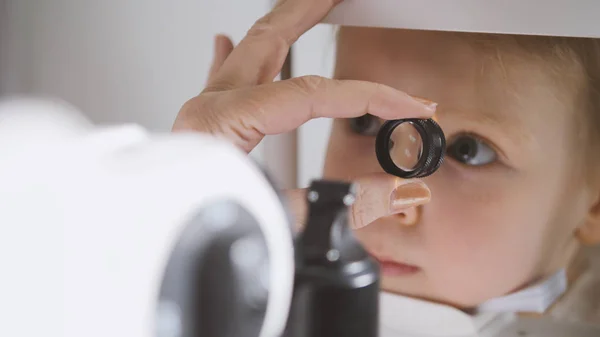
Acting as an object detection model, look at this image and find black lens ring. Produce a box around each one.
[421,118,446,177]
[376,120,429,178]
[376,118,446,179]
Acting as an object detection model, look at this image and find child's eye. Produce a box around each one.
[447,134,497,166]
[349,114,382,136]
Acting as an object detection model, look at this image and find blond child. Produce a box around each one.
[323,27,600,325]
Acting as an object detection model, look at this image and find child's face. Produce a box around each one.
[323,28,591,307]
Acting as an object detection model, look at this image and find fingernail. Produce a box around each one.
[390,181,431,213]
[413,96,438,113]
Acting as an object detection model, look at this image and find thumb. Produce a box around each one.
[207,34,234,84]
[351,174,431,229]
[285,173,431,232]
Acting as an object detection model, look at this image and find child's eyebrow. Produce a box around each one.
[440,107,536,147]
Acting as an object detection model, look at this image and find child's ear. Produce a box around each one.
[576,190,600,245]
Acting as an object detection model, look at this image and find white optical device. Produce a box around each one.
[0,98,295,337]
[323,0,600,38]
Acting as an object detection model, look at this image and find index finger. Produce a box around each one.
[208,0,343,90]
[263,0,343,41]
[225,76,437,146]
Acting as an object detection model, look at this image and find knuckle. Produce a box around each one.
[247,19,275,39]
[248,18,290,44]
[369,82,385,98]
[204,82,236,93]
[350,184,369,228]
[247,17,293,57]
[351,207,366,229]
[364,82,383,112]
[204,75,241,92]
[354,182,368,208]
[293,75,327,94]
[252,13,276,30]
[180,97,203,118]
[180,94,220,125]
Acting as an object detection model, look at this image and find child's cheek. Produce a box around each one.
[424,185,496,254]
[324,153,371,182]
[324,127,381,179]
[423,171,544,301]
[421,197,517,303]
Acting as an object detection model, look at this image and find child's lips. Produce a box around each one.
[379,261,420,276]
[369,254,421,276]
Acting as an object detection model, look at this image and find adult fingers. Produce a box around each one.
[206,0,344,90]
[218,76,436,151]
[175,76,436,152]
[207,35,235,84]
[285,173,431,232]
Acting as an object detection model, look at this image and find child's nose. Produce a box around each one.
[394,205,421,226]
[389,180,429,227]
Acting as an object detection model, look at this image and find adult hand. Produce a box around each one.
[173,0,436,230]
[172,0,437,152]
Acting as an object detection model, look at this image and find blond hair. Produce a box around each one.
[458,33,600,182]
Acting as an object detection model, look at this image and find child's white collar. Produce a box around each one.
[379,269,567,336]
[475,269,567,314]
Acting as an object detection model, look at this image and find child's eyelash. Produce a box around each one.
[348,115,381,136]
[445,131,513,171]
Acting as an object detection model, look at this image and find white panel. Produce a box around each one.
[261,0,296,188]
[297,118,332,188]
[324,0,600,38]
[293,24,337,188]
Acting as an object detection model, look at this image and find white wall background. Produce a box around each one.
[0,0,335,188]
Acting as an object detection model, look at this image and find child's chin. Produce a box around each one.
[380,278,481,310]
[380,274,428,300]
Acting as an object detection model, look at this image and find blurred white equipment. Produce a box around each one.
[0,98,295,337]
[323,0,600,38]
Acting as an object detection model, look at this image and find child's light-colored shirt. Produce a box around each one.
[379,260,600,336]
